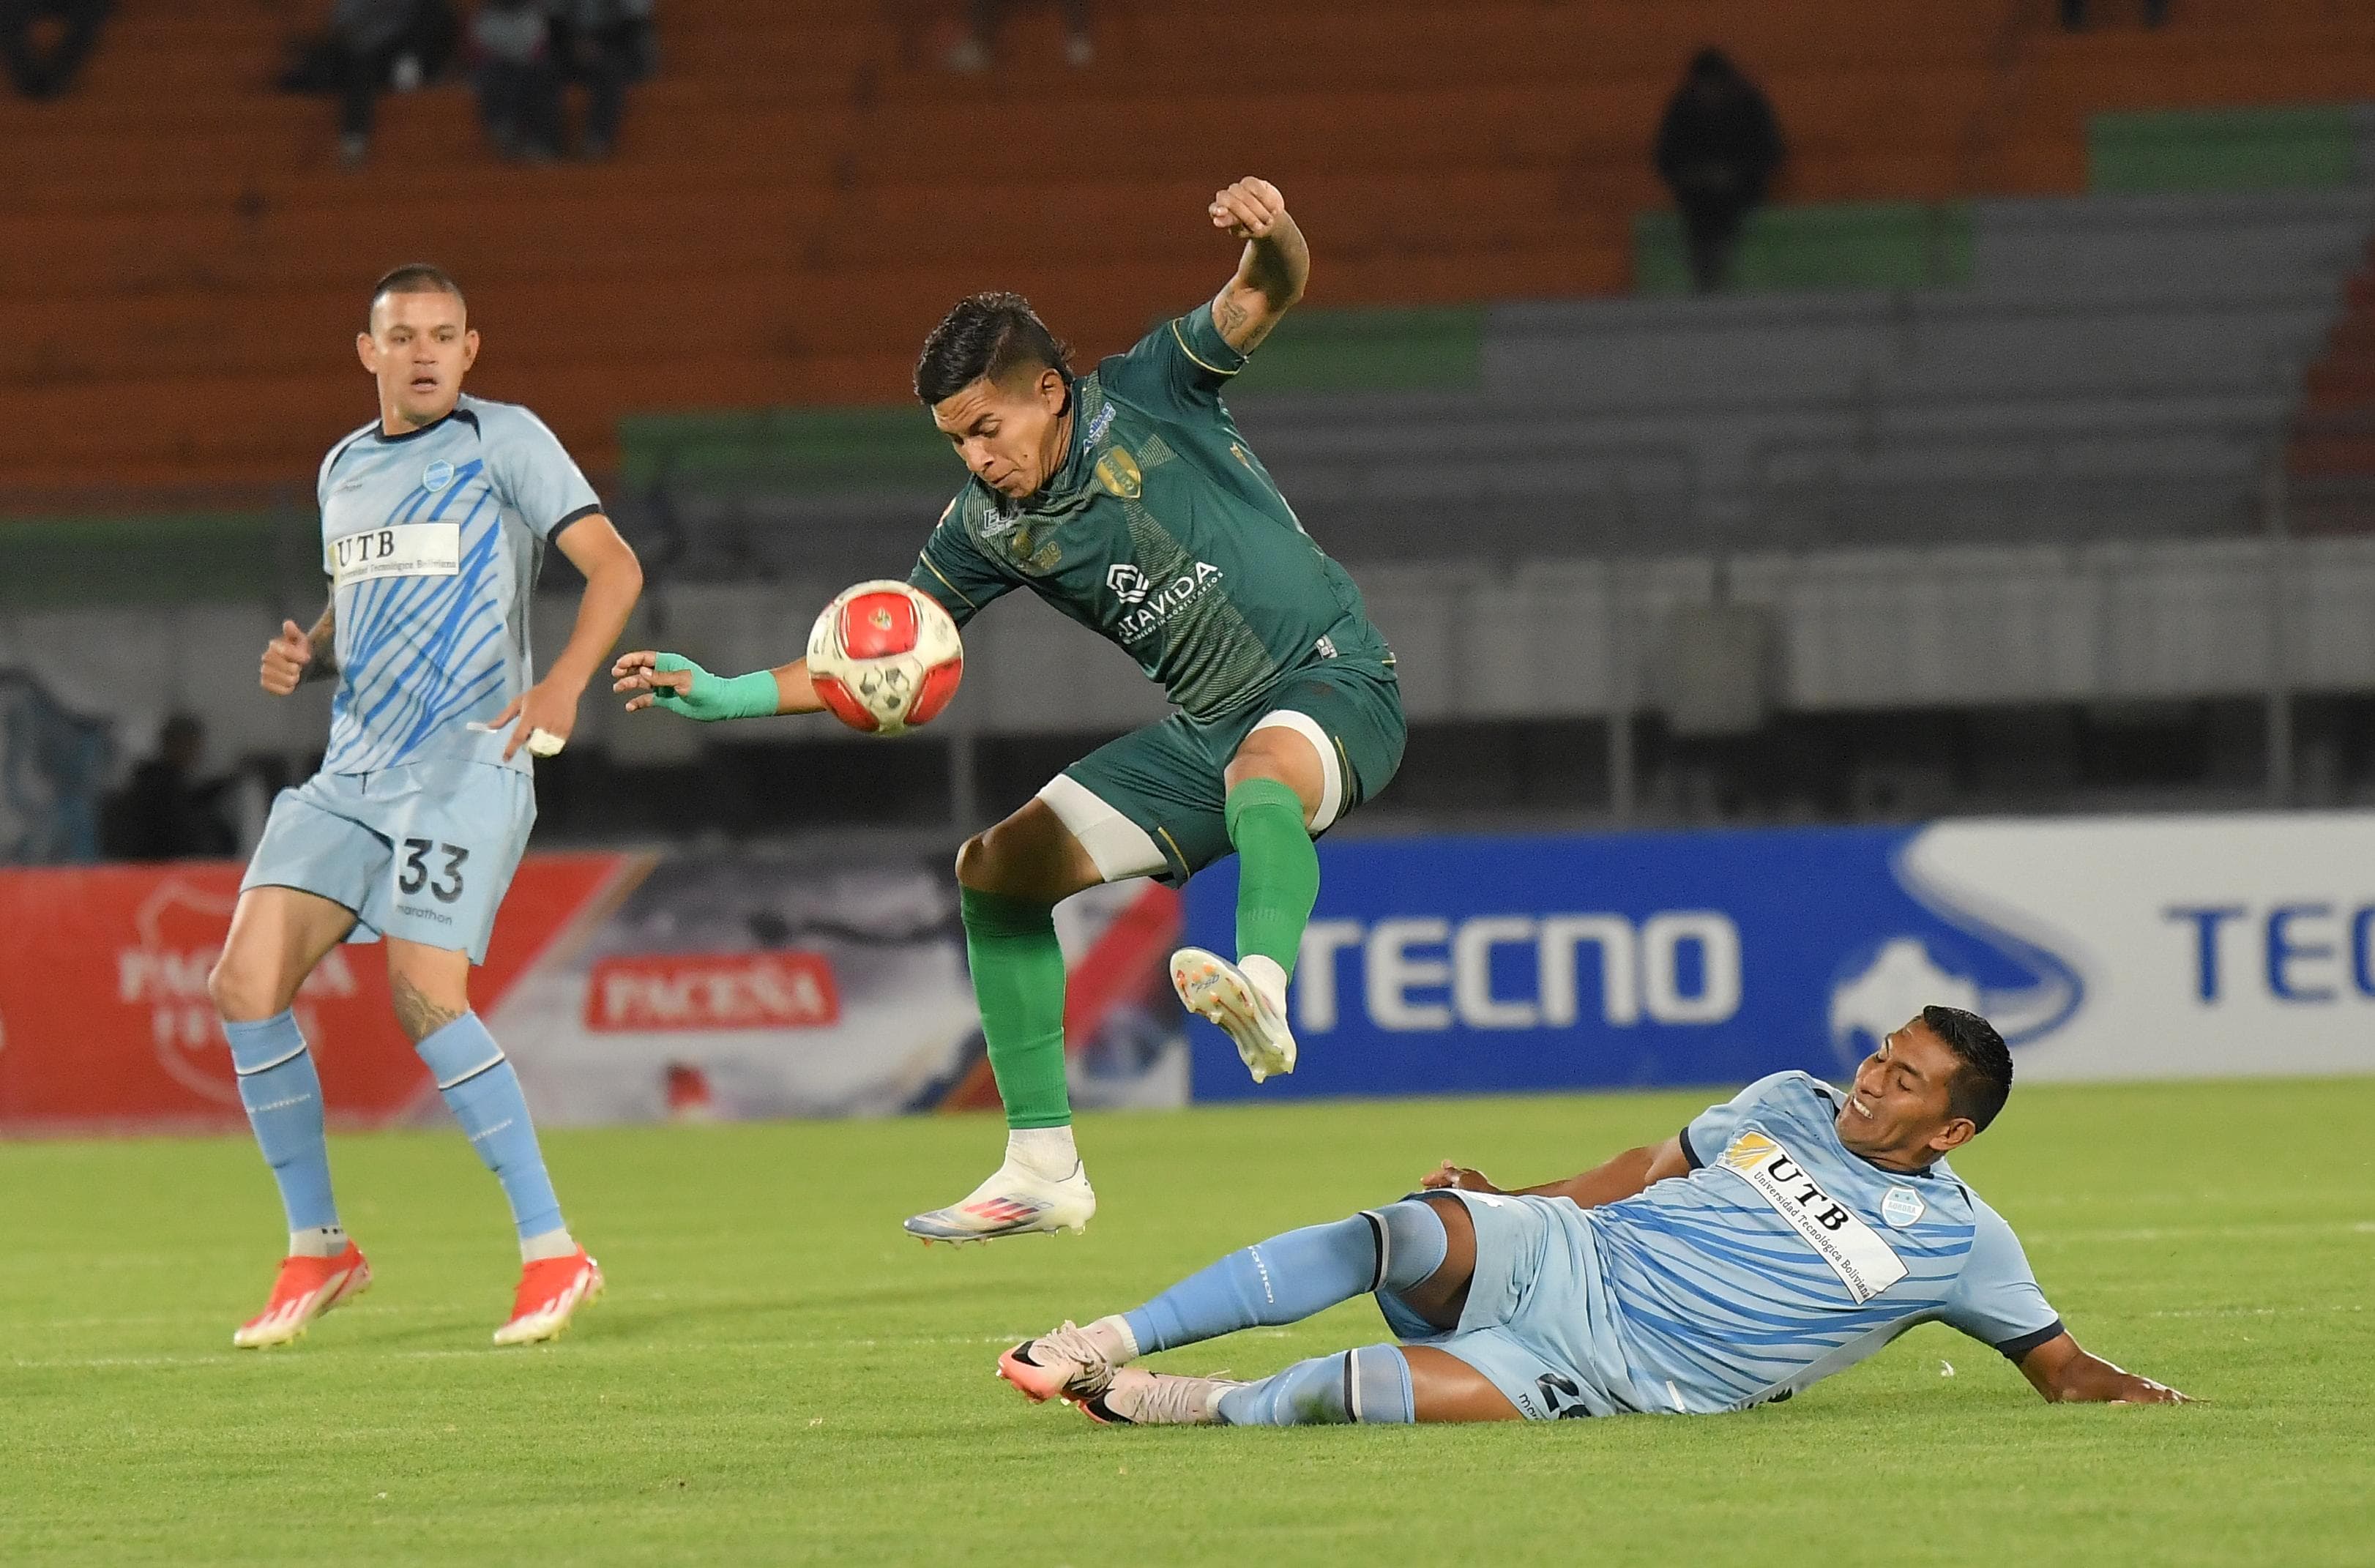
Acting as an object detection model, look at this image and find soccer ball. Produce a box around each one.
[805,580,965,736]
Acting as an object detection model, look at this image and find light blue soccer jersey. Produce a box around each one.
[316,394,600,775]
[1567,1072,2062,1414]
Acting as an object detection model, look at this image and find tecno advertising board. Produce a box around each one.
[1180,813,2375,1101]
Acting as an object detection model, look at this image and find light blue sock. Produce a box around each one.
[1123,1200,1450,1354]
[1218,1344,1417,1427]
[224,1011,340,1235]
[415,1014,564,1244]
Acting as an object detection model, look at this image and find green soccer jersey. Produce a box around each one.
[908,305,1392,723]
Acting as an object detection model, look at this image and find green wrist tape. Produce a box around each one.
[649,654,779,722]
[710,669,781,720]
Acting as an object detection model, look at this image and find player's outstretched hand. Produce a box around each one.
[260,619,312,695]
[1210,176,1287,240]
[1423,1161,1503,1195]
[487,676,579,761]
[611,648,689,713]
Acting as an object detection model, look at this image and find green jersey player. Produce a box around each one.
[614,178,1405,1242]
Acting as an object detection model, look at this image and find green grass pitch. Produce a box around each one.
[4,1077,2371,1566]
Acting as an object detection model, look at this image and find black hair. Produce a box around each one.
[914,291,1072,404]
[367,263,466,328]
[1922,1004,2013,1133]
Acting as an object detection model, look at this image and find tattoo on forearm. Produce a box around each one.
[1214,294,1253,338]
[304,603,338,682]
[390,973,466,1043]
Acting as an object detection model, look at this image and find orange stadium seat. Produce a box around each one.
[2,0,2371,496]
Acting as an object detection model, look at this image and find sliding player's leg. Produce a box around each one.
[384,936,601,1344]
[1169,660,1406,1082]
[212,881,371,1348]
[1000,1192,1472,1403]
[1084,1343,1524,1427]
[903,797,1106,1243]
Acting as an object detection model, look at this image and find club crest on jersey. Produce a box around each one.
[1094,448,1143,499]
[422,460,455,493]
[1715,1130,1909,1302]
[1881,1186,1925,1228]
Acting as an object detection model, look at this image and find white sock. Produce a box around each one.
[1239,954,1290,1016]
[288,1225,346,1258]
[1007,1124,1079,1180]
[1083,1313,1140,1365]
[521,1227,577,1263]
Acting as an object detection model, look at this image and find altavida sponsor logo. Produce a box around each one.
[1111,561,1223,640]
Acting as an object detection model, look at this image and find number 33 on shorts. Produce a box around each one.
[397,838,470,903]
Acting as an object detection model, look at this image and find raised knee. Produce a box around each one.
[953,830,999,892]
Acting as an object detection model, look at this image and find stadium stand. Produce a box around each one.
[4,0,2375,498]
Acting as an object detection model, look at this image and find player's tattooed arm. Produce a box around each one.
[1209,176,1308,353]
[261,597,336,695]
[304,600,337,682]
[2016,1332,2193,1405]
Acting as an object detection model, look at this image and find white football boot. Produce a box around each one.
[903,1157,1096,1244]
[1079,1367,1242,1426]
[997,1315,1137,1403]
[1170,947,1296,1083]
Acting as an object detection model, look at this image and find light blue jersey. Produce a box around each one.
[1404,1072,2061,1419]
[317,393,600,776]
[240,395,598,963]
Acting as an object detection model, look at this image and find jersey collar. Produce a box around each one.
[373,405,477,444]
[1015,377,1099,515]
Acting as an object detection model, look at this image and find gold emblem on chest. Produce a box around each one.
[1094,447,1143,499]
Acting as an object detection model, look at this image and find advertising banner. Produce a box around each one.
[1181,813,2375,1101]
[488,852,1185,1124]
[0,854,633,1131]
[0,851,1185,1132]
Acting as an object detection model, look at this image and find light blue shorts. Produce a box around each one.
[1376,1190,1620,1421]
[241,759,534,964]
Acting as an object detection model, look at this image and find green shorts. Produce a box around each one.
[1039,658,1406,884]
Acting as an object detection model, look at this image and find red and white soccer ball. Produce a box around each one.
[805,580,965,736]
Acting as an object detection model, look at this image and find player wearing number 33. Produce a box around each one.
[212,265,644,1350]
[612,178,1406,1242]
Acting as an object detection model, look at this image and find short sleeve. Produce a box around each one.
[1679,1072,1800,1168]
[1097,303,1249,416]
[908,493,1015,631]
[1939,1203,2062,1360]
[485,406,603,541]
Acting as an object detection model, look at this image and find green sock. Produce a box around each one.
[959,886,1073,1130]
[1226,777,1321,975]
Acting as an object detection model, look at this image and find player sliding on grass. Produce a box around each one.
[613,177,1406,1242]
[998,1007,2192,1425]
[212,265,643,1348]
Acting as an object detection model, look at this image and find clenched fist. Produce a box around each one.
[260,620,313,696]
[1209,176,1288,240]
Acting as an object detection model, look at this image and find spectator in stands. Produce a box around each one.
[548,0,656,160]
[298,0,458,167]
[472,0,562,161]
[101,714,236,862]
[1,0,111,100]
[946,0,1092,73]
[2059,0,2169,29]
[1655,48,1786,295]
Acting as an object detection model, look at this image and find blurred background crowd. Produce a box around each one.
[4,0,2373,867]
